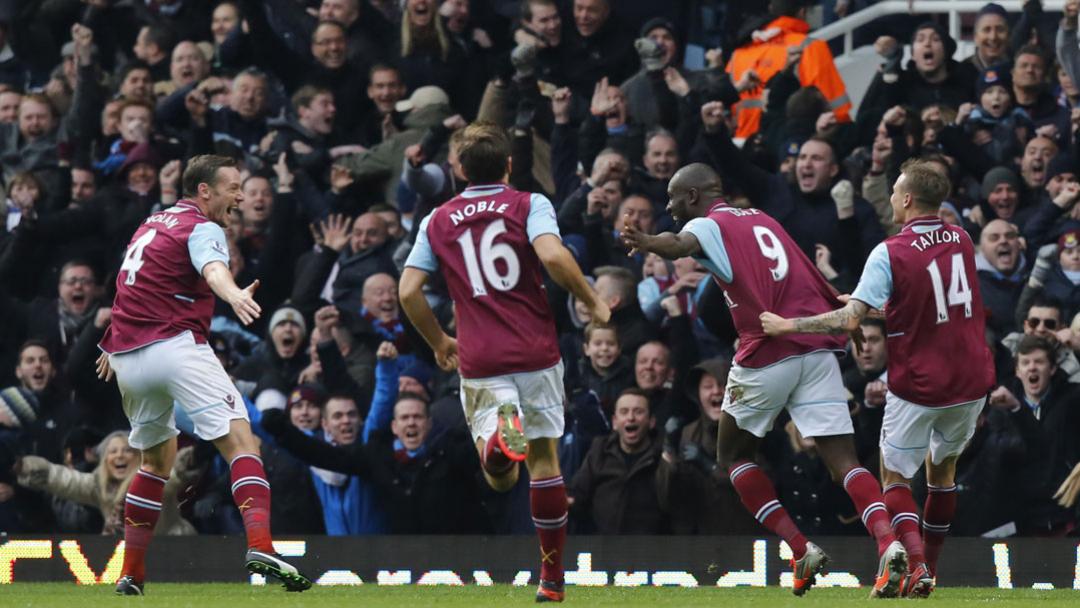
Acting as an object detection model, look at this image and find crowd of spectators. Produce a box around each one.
[1,0,1079,539]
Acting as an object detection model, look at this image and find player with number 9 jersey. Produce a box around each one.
[624,163,906,598]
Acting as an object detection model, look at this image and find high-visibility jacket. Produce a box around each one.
[726,16,852,140]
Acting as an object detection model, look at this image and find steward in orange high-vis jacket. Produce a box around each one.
[726,9,851,140]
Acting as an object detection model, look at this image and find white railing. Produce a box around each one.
[815,0,1069,57]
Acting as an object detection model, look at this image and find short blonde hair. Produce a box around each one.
[899,158,951,210]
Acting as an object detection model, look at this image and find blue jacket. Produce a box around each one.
[309,357,398,535]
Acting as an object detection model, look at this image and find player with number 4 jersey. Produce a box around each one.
[762,159,995,598]
[97,155,310,596]
[399,123,609,603]
[622,162,905,599]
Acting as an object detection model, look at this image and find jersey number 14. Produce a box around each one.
[927,253,973,323]
[455,219,521,297]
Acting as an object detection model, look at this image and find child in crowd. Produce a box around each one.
[959,69,1033,166]
[578,322,634,419]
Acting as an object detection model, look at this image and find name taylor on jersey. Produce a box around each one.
[909,227,962,252]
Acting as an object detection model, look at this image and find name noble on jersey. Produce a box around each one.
[909,228,961,252]
[449,200,511,226]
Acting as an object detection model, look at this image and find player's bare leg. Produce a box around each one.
[525,437,567,603]
[116,437,178,595]
[922,455,960,587]
[815,435,905,598]
[213,420,311,592]
[879,462,933,598]
[718,412,826,596]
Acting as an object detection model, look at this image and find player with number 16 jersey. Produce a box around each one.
[400,123,608,603]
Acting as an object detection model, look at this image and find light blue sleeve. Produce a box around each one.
[403,211,439,273]
[638,278,664,323]
[187,222,230,274]
[363,359,399,444]
[526,193,561,242]
[850,242,893,310]
[681,218,732,283]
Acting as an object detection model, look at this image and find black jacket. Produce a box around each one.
[559,19,639,100]
[702,128,883,276]
[576,355,635,419]
[291,240,398,313]
[658,414,760,535]
[267,417,488,534]
[569,432,667,534]
[993,375,1080,534]
[233,343,309,397]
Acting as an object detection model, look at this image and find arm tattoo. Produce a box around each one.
[791,300,869,335]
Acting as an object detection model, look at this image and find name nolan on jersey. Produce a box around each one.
[449,200,511,226]
[909,228,961,252]
[144,212,182,230]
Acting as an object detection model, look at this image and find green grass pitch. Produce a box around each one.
[3,584,1078,607]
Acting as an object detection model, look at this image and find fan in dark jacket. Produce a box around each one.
[569,388,667,534]
[658,358,759,535]
[986,335,1080,536]
[261,392,488,534]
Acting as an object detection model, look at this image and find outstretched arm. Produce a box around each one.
[203,261,261,325]
[620,220,702,260]
[761,297,870,336]
[533,234,611,323]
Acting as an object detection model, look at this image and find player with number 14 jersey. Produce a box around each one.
[762,160,995,597]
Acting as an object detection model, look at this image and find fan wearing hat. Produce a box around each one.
[978,166,1039,228]
[966,3,1010,72]
[334,84,454,204]
[620,18,688,130]
[958,68,1033,167]
[864,22,975,117]
[286,383,327,432]
[233,305,311,398]
[1021,228,1080,325]
[1044,153,1079,201]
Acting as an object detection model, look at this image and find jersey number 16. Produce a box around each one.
[455,219,521,297]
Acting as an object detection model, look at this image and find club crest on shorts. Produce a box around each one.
[727,384,744,404]
[225,394,235,409]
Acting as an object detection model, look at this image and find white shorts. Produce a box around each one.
[722,351,853,439]
[880,392,985,479]
[108,331,248,449]
[459,361,565,443]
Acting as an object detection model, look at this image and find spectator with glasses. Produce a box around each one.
[0,260,103,374]
[1003,295,1080,383]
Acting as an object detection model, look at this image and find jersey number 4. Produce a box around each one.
[927,253,973,323]
[120,229,158,286]
[455,219,521,297]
